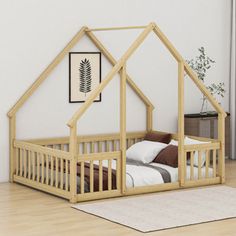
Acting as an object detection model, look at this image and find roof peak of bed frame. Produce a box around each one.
[7,22,226,121]
[85,25,148,32]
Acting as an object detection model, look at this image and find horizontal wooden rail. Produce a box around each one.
[76,190,121,202]
[24,131,219,147]
[13,176,70,199]
[85,25,147,32]
[184,142,220,152]
[183,177,221,188]
[77,151,120,162]
[14,140,71,160]
[25,131,146,145]
[77,131,145,143]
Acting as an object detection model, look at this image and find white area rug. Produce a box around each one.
[72,186,236,232]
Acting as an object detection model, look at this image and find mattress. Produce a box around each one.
[93,160,214,188]
[38,160,213,192]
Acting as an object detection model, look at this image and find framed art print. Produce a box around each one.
[69,52,101,103]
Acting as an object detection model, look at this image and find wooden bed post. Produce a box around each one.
[147,106,153,132]
[69,125,78,203]
[9,115,16,182]
[218,113,225,183]
[178,62,185,187]
[120,64,127,194]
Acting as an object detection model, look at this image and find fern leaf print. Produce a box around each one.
[79,58,92,97]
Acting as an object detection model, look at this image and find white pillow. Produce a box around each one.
[126,141,167,164]
[169,139,179,146]
[185,137,210,167]
[169,137,210,167]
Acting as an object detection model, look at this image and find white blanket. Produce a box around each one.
[97,160,213,188]
[40,161,213,190]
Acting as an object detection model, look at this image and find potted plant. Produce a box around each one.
[186,47,225,114]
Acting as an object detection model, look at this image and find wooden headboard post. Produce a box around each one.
[9,115,16,182]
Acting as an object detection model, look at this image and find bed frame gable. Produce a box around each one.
[7,22,226,122]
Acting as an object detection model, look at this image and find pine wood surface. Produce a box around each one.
[0,160,236,236]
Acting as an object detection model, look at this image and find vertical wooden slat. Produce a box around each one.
[78,142,81,155]
[15,148,19,176]
[130,139,134,146]
[28,151,31,180]
[65,160,69,191]
[98,141,102,152]
[46,155,49,185]
[83,143,87,154]
[190,151,194,180]
[127,139,131,148]
[120,64,126,194]
[23,149,27,178]
[60,158,63,189]
[55,157,58,187]
[41,154,45,184]
[32,152,35,180]
[60,144,64,190]
[116,157,121,190]
[113,140,117,151]
[37,153,40,182]
[205,150,209,178]
[108,159,112,191]
[106,141,109,152]
[178,62,185,186]
[50,156,54,186]
[91,142,94,153]
[198,151,202,179]
[80,162,85,194]
[213,149,217,177]
[99,160,103,192]
[20,149,23,177]
[184,152,187,180]
[90,161,94,193]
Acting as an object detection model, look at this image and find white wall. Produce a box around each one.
[0,0,231,182]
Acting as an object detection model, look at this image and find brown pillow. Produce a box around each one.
[144,132,171,144]
[153,145,178,167]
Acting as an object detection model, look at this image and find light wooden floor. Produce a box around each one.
[1,160,236,236]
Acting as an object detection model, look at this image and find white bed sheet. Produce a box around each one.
[97,160,214,188]
[40,161,213,190]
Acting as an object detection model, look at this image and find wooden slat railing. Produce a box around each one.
[184,142,220,184]
[13,140,71,199]
[76,151,121,200]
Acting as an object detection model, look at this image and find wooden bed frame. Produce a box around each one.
[7,23,226,203]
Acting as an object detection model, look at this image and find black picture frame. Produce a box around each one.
[69,52,102,103]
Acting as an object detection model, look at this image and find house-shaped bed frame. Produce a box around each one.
[8,22,226,203]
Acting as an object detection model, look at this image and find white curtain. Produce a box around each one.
[230,0,236,159]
